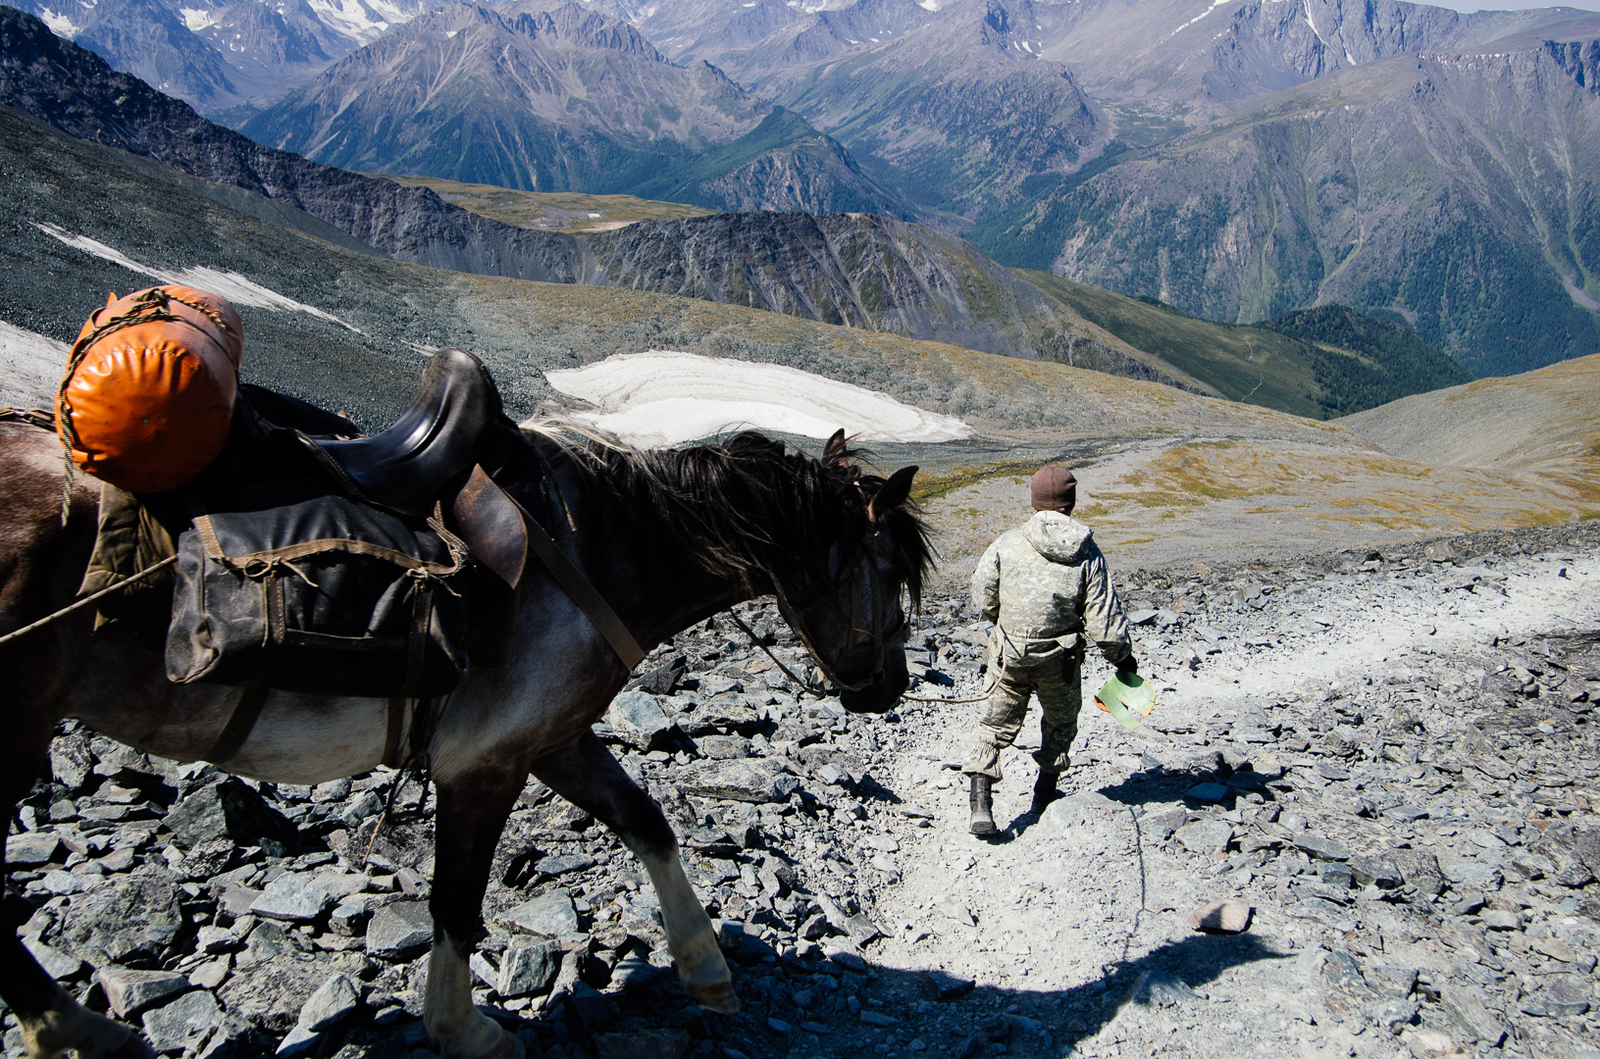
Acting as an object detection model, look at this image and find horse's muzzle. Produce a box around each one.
[839,646,908,714]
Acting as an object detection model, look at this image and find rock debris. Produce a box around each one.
[4,521,1599,1059]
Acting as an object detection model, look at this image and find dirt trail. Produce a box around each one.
[847,530,1600,1058]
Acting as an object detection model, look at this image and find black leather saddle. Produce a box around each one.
[289,349,530,592]
[302,348,500,518]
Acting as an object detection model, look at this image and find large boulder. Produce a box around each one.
[162,778,294,850]
[55,875,188,968]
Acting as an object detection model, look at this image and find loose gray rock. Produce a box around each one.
[498,939,561,997]
[7,832,62,866]
[162,778,293,849]
[503,889,579,937]
[297,972,360,1032]
[99,967,191,1018]
[249,874,335,923]
[1442,862,1503,891]
[364,901,433,958]
[1294,834,1351,861]
[22,936,85,979]
[142,989,222,1054]
[55,875,188,968]
[217,952,342,1032]
[1174,818,1233,856]
[675,759,800,803]
[608,691,677,750]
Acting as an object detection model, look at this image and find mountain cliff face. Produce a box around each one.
[992,42,1600,376]
[0,5,1202,392]
[239,1,908,216]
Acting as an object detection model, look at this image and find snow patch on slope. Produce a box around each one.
[543,350,972,447]
[32,223,360,332]
[0,321,70,408]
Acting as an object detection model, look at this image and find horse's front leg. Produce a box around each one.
[530,731,737,1013]
[425,763,527,1059]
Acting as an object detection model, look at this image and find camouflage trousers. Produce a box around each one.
[961,653,1083,782]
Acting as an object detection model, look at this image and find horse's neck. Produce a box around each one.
[562,457,768,651]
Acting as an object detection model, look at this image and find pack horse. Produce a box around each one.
[0,353,932,1059]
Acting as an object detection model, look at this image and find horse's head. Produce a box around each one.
[769,431,933,715]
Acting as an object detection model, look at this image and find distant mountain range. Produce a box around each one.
[2,4,1473,421]
[240,1,906,216]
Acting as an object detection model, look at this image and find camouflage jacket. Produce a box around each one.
[970,511,1132,668]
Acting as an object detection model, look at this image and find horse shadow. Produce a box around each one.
[329,923,1289,1059]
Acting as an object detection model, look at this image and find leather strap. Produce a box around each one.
[382,697,408,768]
[205,685,270,764]
[508,495,646,670]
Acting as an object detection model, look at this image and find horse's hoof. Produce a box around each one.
[688,980,740,1015]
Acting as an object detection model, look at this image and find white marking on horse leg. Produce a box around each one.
[423,932,523,1059]
[636,847,738,1013]
[17,984,142,1059]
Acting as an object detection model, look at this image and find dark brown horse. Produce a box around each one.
[0,417,931,1059]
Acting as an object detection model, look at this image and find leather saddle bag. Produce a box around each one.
[164,470,474,699]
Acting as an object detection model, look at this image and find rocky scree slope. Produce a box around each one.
[3,521,1599,1059]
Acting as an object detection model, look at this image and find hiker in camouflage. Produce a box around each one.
[963,465,1136,835]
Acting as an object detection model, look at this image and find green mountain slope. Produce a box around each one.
[1018,271,1470,420]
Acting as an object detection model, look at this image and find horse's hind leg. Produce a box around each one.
[529,731,737,1014]
[425,763,527,1059]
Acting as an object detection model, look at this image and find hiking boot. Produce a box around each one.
[1029,768,1062,816]
[969,775,997,836]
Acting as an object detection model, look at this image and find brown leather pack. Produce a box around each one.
[55,285,243,493]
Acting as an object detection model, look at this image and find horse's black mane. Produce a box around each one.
[524,428,933,606]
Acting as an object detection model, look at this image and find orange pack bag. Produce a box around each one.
[55,285,244,494]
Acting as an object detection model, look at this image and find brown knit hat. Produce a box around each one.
[1030,464,1077,513]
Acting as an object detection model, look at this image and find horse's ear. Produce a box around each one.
[822,429,850,468]
[869,465,917,521]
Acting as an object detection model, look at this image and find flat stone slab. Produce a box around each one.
[502,890,579,937]
[142,990,221,1054]
[250,873,336,923]
[1294,833,1351,861]
[99,967,190,1018]
[1173,818,1233,855]
[365,901,433,958]
[675,759,801,803]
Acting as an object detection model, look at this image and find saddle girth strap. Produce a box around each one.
[509,496,646,670]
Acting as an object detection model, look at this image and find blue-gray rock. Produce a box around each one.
[1294,834,1351,861]
[860,1011,899,1027]
[1348,856,1403,889]
[608,692,677,749]
[329,898,369,937]
[142,989,221,1054]
[502,890,579,937]
[498,939,561,997]
[55,876,187,968]
[676,759,800,803]
[249,874,336,923]
[162,778,293,850]
[22,936,84,979]
[922,969,975,1001]
[365,901,434,958]
[7,832,61,866]
[535,854,596,877]
[1173,818,1233,856]
[1183,783,1230,803]
[297,973,360,1031]
[1442,862,1503,891]
[99,967,190,1017]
